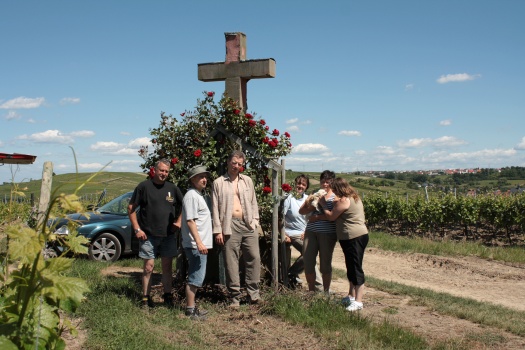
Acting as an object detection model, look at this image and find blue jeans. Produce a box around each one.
[184,248,208,287]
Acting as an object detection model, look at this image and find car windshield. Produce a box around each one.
[97,192,132,215]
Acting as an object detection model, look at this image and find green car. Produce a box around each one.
[50,191,139,262]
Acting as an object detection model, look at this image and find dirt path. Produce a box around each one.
[299,246,525,348]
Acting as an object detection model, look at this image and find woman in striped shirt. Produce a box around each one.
[299,170,337,292]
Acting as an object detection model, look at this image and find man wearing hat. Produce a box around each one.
[181,165,213,320]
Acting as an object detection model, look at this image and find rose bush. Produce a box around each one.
[139,91,292,234]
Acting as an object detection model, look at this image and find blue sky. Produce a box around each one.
[2,0,525,184]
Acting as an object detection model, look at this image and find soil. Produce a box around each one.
[64,248,525,349]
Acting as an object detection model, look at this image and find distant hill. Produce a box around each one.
[1,170,422,203]
[0,172,147,202]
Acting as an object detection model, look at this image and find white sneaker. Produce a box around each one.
[346,301,363,312]
[341,295,355,306]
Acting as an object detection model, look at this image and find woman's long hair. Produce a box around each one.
[331,177,360,202]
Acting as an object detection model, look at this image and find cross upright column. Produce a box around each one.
[198,32,275,111]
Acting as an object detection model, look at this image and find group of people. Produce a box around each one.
[128,150,260,320]
[127,150,369,321]
[282,170,369,312]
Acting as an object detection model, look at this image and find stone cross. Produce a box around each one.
[198,32,276,110]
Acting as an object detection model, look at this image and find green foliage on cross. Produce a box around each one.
[139,91,293,234]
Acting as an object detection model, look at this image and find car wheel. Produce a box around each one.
[88,233,122,262]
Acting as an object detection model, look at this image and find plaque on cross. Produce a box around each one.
[198,32,276,111]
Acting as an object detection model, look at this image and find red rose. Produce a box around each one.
[207,91,215,97]
[239,166,244,173]
[269,141,277,148]
[272,129,280,136]
[259,119,266,125]
[262,136,269,144]
[171,157,178,165]
[281,183,292,192]
[234,109,240,115]
[180,112,185,116]
[245,113,253,119]
[265,126,269,131]
[289,142,292,147]
[284,132,291,138]
[263,186,272,194]
[148,166,155,178]
[272,138,278,143]
[194,149,202,157]
[248,120,256,127]
[152,139,157,144]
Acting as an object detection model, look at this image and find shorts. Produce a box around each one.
[138,234,177,259]
[184,247,208,287]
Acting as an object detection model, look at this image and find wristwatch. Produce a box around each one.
[134,228,141,234]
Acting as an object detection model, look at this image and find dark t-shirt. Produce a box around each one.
[130,179,183,237]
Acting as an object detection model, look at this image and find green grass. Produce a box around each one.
[266,291,456,350]
[370,230,525,264]
[69,259,205,350]
[68,259,446,350]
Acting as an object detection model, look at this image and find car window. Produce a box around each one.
[98,192,132,215]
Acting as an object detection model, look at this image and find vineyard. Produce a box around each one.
[363,192,525,245]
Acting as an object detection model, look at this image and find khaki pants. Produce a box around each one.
[223,219,261,301]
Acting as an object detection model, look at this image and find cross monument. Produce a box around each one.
[198,32,276,111]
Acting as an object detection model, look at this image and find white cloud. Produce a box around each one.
[287,125,299,132]
[338,130,361,137]
[292,143,330,154]
[60,97,80,105]
[17,130,73,144]
[128,137,151,147]
[302,120,312,125]
[0,140,4,147]
[5,111,21,120]
[27,118,36,123]
[90,141,120,151]
[432,136,467,147]
[405,83,414,91]
[286,118,298,124]
[398,136,467,148]
[439,119,452,126]
[374,146,396,155]
[515,137,525,150]
[120,131,131,136]
[436,73,480,84]
[89,139,145,156]
[0,97,45,109]
[70,130,95,138]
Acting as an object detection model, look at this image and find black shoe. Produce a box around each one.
[141,296,154,309]
[185,307,207,320]
[163,293,174,308]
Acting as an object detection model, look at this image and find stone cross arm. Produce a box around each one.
[197,58,276,82]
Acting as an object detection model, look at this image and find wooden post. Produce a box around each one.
[36,161,53,230]
[280,159,289,287]
[271,168,279,290]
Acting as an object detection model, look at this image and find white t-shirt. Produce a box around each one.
[181,188,213,249]
[282,193,307,238]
